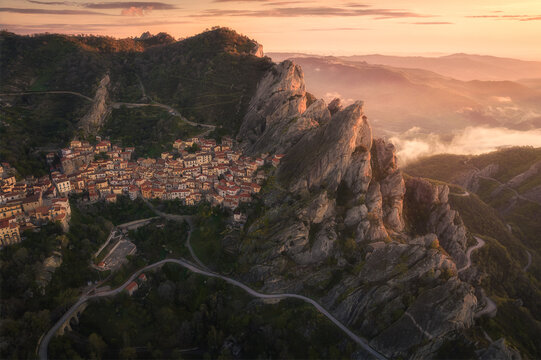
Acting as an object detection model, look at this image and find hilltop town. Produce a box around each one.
[0,135,283,248]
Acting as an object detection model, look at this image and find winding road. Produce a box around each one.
[457,236,498,318]
[0,88,217,137]
[464,161,541,207]
[458,237,485,273]
[38,214,386,360]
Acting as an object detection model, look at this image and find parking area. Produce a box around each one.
[97,235,137,271]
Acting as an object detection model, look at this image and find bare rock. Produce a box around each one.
[371,279,477,358]
[405,177,468,267]
[238,60,309,154]
[279,101,372,194]
[478,338,522,360]
[328,97,343,115]
[79,74,111,133]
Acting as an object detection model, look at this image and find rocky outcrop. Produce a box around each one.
[405,177,468,267]
[237,59,481,359]
[455,163,499,192]
[251,42,264,58]
[279,101,372,195]
[477,339,522,360]
[79,74,111,133]
[371,139,406,232]
[371,278,476,358]
[36,250,62,291]
[238,61,313,155]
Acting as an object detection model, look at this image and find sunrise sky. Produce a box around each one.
[1,0,540,59]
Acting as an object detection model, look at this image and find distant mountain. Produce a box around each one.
[265,54,541,136]
[268,52,541,82]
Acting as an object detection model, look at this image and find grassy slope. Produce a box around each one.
[405,148,541,251]
[132,28,273,132]
[100,106,203,158]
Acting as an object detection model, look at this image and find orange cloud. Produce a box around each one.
[121,6,154,16]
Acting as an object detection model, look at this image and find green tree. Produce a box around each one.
[89,333,107,358]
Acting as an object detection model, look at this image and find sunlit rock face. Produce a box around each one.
[236,60,479,359]
[79,74,110,133]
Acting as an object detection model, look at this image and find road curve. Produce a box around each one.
[475,289,497,318]
[141,199,209,270]
[458,236,485,273]
[450,190,470,197]
[38,256,386,360]
[457,236,498,318]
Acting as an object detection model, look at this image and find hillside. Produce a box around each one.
[404,148,541,335]
[0,28,272,175]
[404,147,541,250]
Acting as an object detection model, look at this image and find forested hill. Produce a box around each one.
[0,28,273,175]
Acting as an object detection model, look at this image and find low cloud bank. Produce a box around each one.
[389,126,541,165]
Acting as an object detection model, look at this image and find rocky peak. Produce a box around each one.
[327,97,343,115]
[405,177,467,267]
[238,60,313,155]
[237,58,479,359]
[279,100,372,194]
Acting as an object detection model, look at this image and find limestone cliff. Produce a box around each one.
[235,60,484,358]
[79,74,111,133]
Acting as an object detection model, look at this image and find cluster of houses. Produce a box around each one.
[54,136,284,210]
[0,163,71,247]
[0,134,285,248]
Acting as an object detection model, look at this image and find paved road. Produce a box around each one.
[111,101,216,135]
[39,256,386,360]
[464,160,541,206]
[0,91,93,101]
[142,199,208,270]
[450,190,470,197]
[457,236,498,318]
[475,289,497,318]
[475,174,541,206]
[458,236,485,273]
[1,89,216,135]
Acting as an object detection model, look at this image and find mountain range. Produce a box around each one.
[1,28,540,359]
[267,53,541,138]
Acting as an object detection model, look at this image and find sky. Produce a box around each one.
[1,0,541,60]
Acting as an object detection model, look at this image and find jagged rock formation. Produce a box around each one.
[79,74,111,133]
[238,60,320,155]
[405,177,468,267]
[237,59,481,358]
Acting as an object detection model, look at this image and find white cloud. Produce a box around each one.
[390,126,541,165]
[493,96,512,103]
